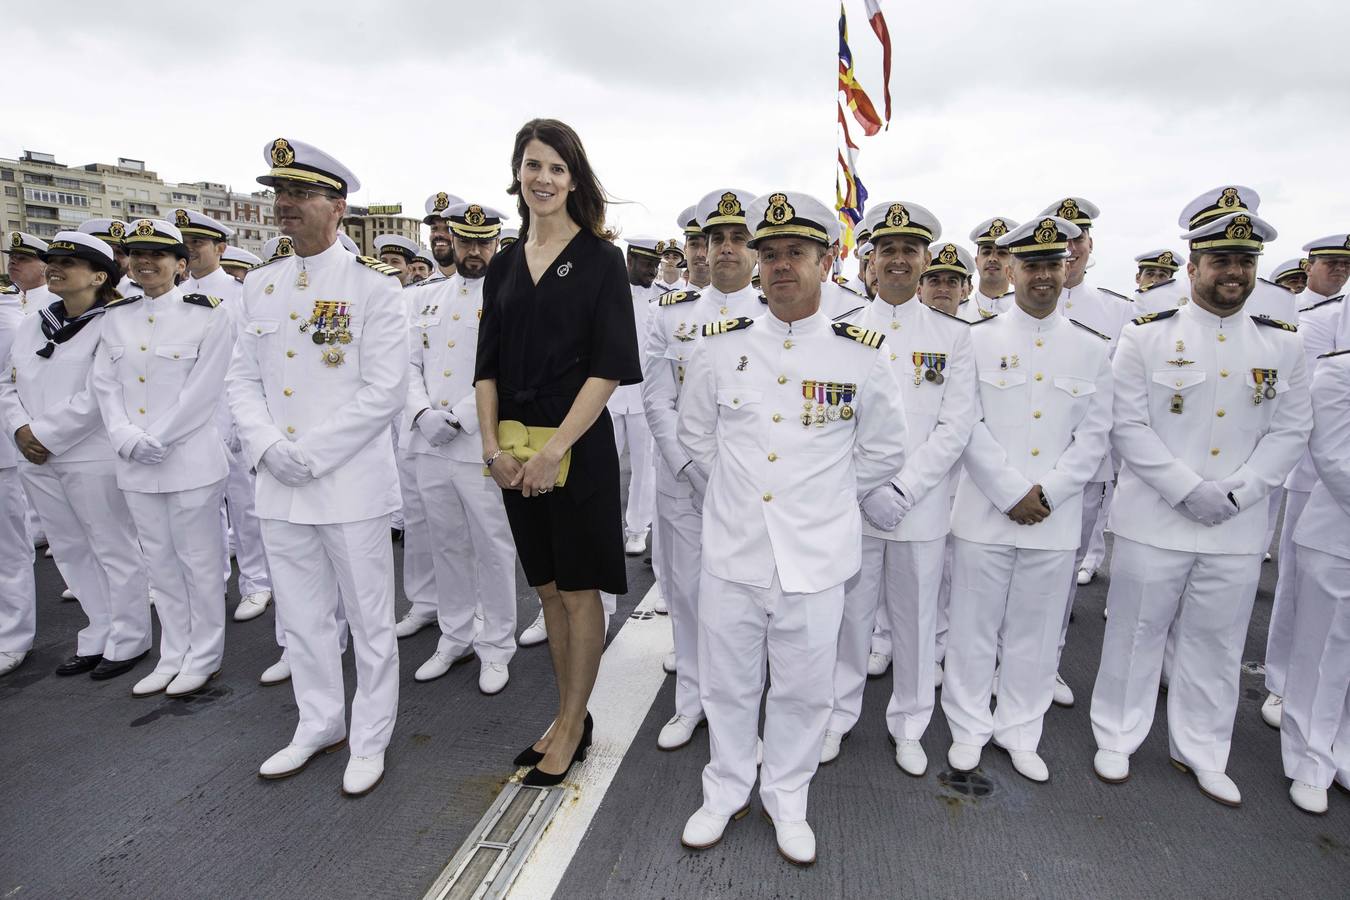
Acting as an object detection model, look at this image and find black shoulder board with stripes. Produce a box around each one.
[357,255,402,277]
[1316,348,1350,359]
[1132,309,1178,325]
[183,293,223,309]
[1251,315,1297,332]
[1070,318,1110,340]
[831,322,885,348]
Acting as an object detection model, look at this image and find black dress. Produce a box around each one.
[474,230,641,594]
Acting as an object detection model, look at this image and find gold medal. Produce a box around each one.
[1170,393,1184,414]
[322,347,345,367]
[296,268,309,290]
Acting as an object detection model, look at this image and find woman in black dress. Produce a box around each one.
[474,119,641,786]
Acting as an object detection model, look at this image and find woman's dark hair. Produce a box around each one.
[508,118,615,241]
[95,277,119,306]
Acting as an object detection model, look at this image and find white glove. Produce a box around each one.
[262,441,314,487]
[678,462,708,511]
[1181,478,1243,526]
[129,434,167,465]
[416,410,460,446]
[861,484,907,531]
[225,425,242,454]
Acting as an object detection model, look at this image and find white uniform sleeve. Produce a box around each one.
[1229,340,1312,511]
[675,338,718,478]
[148,308,238,449]
[959,399,1034,514]
[894,325,975,503]
[853,346,908,496]
[1040,347,1113,508]
[0,312,29,447]
[27,348,106,457]
[404,323,432,424]
[91,328,144,456]
[642,307,692,477]
[1309,357,1350,513]
[227,302,289,471]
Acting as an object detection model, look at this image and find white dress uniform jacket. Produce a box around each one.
[92,286,234,492]
[228,241,409,525]
[405,273,483,462]
[1108,304,1312,555]
[0,290,35,656]
[958,289,1013,323]
[677,309,908,593]
[607,283,658,415]
[1135,276,1300,322]
[952,305,1113,550]
[15,283,52,318]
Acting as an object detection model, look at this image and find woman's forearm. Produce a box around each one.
[476,379,501,456]
[544,377,618,459]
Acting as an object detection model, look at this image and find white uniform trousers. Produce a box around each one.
[612,411,655,539]
[20,460,150,660]
[941,539,1073,751]
[1059,481,1108,662]
[1081,480,1114,574]
[653,491,703,719]
[1280,546,1350,788]
[225,448,272,596]
[870,598,892,658]
[125,481,228,676]
[1263,488,1311,697]
[1264,487,1284,557]
[934,535,955,663]
[0,467,36,653]
[398,448,437,621]
[831,536,944,738]
[1090,536,1261,772]
[698,570,845,823]
[260,516,398,757]
[415,456,517,662]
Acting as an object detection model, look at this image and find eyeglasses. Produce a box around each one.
[274,185,338,202]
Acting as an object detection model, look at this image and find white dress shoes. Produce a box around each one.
[1076,567,1094,586]
[233,590,272,622]
[1093,749,1130,783]
[819,729,845,764]
[1009,750,1050,783]
[519,611,548,647]
[342,752,385,797]
[947,742,982,772]
[132,670,176,697]
[895,739,928,777]
[767,815,816,866]
[658,714,705,750]
[259,738,346,779]
[934,662,944,688]
[652,589,668,614]
[662,652,676,674]
[1261,693,1283,728]
[415,648,474,683]
[0,650,26,676]
[259,655,291,685]
[681,804,748,850]
[479,661,509,695]
[866,651,892,677]
[624,530,648,556]
[1052,672,1075,708]
[60,588,76,601]
[394,612,436,639]
[1172,759,1241,807]
[167,671,217,698]
[1290,781,1328,815]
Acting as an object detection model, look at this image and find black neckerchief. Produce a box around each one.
[36,298,108,358]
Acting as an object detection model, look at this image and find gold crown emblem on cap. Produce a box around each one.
[1301,258,1311,271]
[108,221,125,240]
[1344,236,1350,250]
[9,233,20,249]
[1034,218,1058,244]
[433,192,450,212]
[766,193,794,225]
[270,138,295,168]
[938,244,959,265]
[1218,187,1241,210]
[1158,251,1174,266]
[989,219,1008,238]
[464,205,486,227]
[718,192,742,217]
[1226,215,1253,241]
[655,240,666,253]
[884,203,910,228]
[135,220,155,237]
[1058,199,1079,220]
[175,209,190,227]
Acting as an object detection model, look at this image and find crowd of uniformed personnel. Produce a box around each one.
[1,133,1348,866]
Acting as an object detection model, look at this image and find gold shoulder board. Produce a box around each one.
[700,317,754,337]
[659,290,700,307]
[831,322,885,348]
[183,293,223,309]
[1132,309,1178,326]
[357,255,402,277]
[1251,315,1297,332]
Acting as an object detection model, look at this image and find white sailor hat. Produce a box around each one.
[1269,258,1308,282]
[677,205,701,237]
[5,231,48,257]
[858,241,873,259]
[923,242,975,279]
[1178,185,1260,230]
[78,218,129,246]
[696,187,755,231]
[257,137,360,197]
[1301,233,1350,259]
[969,217,1019,246]
[1039,197,1098,229]
[123,219,188,259]
[996,216,1082,259]
[1181,211,1276,254]
[445,202,505,240]
[1134,248,1183,272]
[656,237,685,261]
[171,208,234,241]
[499,227,519,247]
[375,234,419,261]
[337,232,359,254]
[745,191,839,248]
[626,236,663,259]
[860,200,942,245]
[412,245,436,268]
[220,246,263,271]
[41,231,119,280]
[262,235,294,261]
[424,191,465,224]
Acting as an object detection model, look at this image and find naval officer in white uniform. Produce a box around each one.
[5,232,53,317]
[0,281,35,676]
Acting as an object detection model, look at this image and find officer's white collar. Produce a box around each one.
[706,281,755,300]
[1005,301,1062,332]
[763,305,827,333]
[1181,299,1240,329]
[295,238,350,269]
[1302,287,1331,304]
[870,294,922,320]
[145,283,184,303]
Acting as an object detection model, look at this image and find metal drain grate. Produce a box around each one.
[423,783,566,900]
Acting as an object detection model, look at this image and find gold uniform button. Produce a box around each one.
[1035,373,1044,381]
[147,315,155,323]
[998,379,1007,386]
[137,376,145,383]
[1035,338,1044,347]
[286,350,295,358]
[1175,380,1183,387]
[1033,410,1042,419]
[1216,409,1225,417]
[1030,448,1040,456]
[762,493,773,502]
[289,312,299,320]
[452,313,460,321]
[890,353,897,361]
[772,413,782,422]
[140,345,147,352]
[1217,334,1227,342]
[768,453,778,462]
[441,400,449,406]
[448,340,456,348]
[138,407,145,415]
[890,321,899,330]
[777,375,788,385]
[1220,369,1230,377]
[287,426,295,434]
[719,307,729,315]
[283,388,293,397]
[783,340,793,349]
[1211,448,1221,456]
[172,353,180,359]
[443,370,452,377]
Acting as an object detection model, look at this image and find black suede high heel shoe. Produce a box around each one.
[513,712,592,767]
[522,732,590,787]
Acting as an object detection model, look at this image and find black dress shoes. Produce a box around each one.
[55,654,102,676]
[90,650,149,681]
[514,712,592,767]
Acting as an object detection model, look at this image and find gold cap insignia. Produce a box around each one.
[175,209,190,227]
[1218,187,1241,210]
[989,219,1008,238]
[1225,215,1253,241]
[718,192,742,217]
[1158,251,1174,266]
[270,138,295,168]
[1301,258,1311,271]
[9,233,20,249]
[766,193,794,225]
[938,244,958,265]
[1058,199,1080,220]
[885,203,910,228]
[276,236,294,257]
[108,221,125,240]
[1344,236,1350,250]
[433,191,450,212]
[135,220,155,237]
[1034,218,1058,244]
[655,240,666,253]
[464,205,486,226]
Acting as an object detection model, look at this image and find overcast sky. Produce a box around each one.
[7,0,1347,290]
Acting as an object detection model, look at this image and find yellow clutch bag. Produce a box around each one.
[486,420,570,487]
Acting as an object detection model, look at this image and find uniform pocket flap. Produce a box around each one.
[1053,375,1096,397]
[154,344,198,360]
[1152,370,1207,391]
[979,371,1027,389]
[247,319,280,336]
[716,388,763,408]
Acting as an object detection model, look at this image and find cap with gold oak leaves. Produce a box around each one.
[1178,185,1261,230]
[696,187,755,231]
[1181,211,1276,255]
[968,217,1019,246]
[424,191,465,225]
[257,137,360,197]
[745,191,840,248]
[1134,248,1183,272]
[860,200,942,246]
[923,242,975,279]
[995,216,1083,260]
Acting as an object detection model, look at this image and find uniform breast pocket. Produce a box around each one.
[978,370,1026,423]
[1053,374,1096,417]
[107,345,125,364]
[1151,369,1205,416]
[151,343,199,381]
[1242,369,1286,431]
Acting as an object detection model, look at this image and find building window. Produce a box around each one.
[0,169,12,182]
[3,187,15,197]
